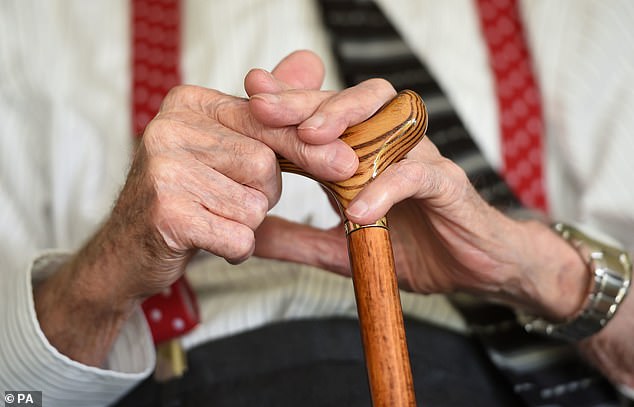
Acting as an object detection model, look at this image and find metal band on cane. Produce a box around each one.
[344,217,389,235]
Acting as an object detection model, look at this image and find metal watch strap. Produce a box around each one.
[518,223,632,341]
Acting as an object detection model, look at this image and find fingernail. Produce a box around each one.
[298,113,325,131]
[347,200,368,219]
[251,93,280,104]
[329,143,357,176]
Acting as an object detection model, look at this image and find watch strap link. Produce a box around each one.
[519,223,632,341]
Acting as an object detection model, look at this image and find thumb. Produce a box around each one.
[244,50,325,96]
[254,215,350,277]
[269,50,325,90]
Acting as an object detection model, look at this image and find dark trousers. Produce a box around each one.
[114,317,522,406]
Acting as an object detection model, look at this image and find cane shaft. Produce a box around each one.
[278,90,427,406]
[347,223,416,407]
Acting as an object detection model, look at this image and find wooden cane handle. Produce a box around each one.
[278,90,427,210]
[278,90,427,407]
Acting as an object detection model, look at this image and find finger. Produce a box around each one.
[150,156,271,232]
[244,50,325,96]
[145,112,282,208]
[182,163,271,231]
[249,89,336,127]
[249,78,396,142]
[345,139,470,224]
[296,78,397,144]
[158,86,358,181]
[244,69,290,96]
[271,50,325,90]
[205,96,358,181]
[254,216,350,276]
[184,203,257,264]
[151,163,273,264]
[150,192,257,264]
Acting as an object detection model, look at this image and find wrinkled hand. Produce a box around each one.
[105,51,397,300]
[245,62,517,296]
[248,53,634,391]
[253,136,524,294]
[250,80,588,322]
[33,51,396,366]
[344,140,516,293]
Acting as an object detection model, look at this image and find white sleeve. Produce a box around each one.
[0,252,155,407]
[619,385,634,402]
[0,3,154,405]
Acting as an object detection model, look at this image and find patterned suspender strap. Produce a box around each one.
[476,0,548,213]
[317,0,619,405]
[132,0,181,136]
[131,0,200,345]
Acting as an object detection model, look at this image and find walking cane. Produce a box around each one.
[278,90,427,406]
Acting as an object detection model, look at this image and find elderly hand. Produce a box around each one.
[251,64,634,389]
[248,73,590,324]
[341,138,634,389]
[32,50,396,366]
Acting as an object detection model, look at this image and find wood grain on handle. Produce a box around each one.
[278,90,427,406]
[278,90,427,211]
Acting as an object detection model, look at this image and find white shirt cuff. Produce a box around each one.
[0,251,155,407]
[619,384,634,401]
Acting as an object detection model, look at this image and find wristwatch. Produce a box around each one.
[518,223,632,342]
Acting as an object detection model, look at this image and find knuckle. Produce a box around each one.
[211,96,249,126]
[161,85,190,111]
[241,146,281,208]
[392,158,448,199]
[445,158,469,182]
[226,226,255,263]
[249,146,277,176]
[162,85,197,107]
[246,191,269,224]
[406,155,472,201]
[363,77,397,96]
[142,117,181,153]
[164,85,225,116]
[445,160,473,198]
[393,159,425,188]
[164,84,188,100]
[141,117,163,144]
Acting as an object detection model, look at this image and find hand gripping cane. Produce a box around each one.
[278,90,427,407]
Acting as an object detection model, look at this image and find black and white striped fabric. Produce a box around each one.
[318,0,520,210]
[317,0,622,405]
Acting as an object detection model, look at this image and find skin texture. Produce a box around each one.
[32,51,392,367]
[33,51,633,388]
